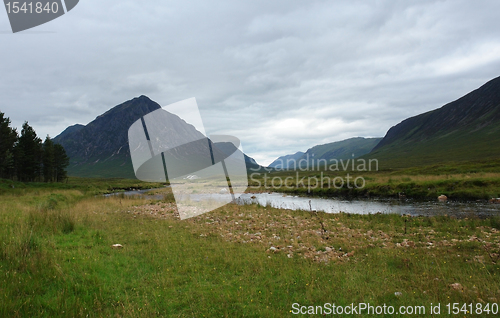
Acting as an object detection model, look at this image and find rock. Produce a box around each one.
[450,283,463,290]
[269,246,277,251]
[489,198,500,204]
[394,292,402,297]
[438,195,448,201]
[220,188,228,194]
[325,247,332,252]
[111,244,123,249]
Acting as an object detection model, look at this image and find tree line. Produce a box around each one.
[0,111,69,182]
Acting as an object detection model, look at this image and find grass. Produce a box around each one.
[248,160,500,200]
[366,123,500,169]
[1,184,499,317]
[0,177,167,196]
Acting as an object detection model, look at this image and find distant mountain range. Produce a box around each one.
[55,75,500,178]
[370,76,500,168]
[268,152,305,169]
[271,76,500,170]
[269,137,382,169]
[54,96,260,178]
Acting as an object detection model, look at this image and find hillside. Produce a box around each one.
[370,76,500,169]
[269,137,382,169]
[211,142,261,170]
[54,96,163,178]
[268,152,305,169]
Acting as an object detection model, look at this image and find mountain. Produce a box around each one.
[54,96,261,178]
[212,142,260,170]
[269,137,382,169]
[54,96,162,178]
[269,152,304,169]
[56,124,84,139]
[370,76,500,168]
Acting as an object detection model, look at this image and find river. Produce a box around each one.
[108,189,500,218]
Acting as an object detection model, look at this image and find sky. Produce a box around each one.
[1,0,500,166]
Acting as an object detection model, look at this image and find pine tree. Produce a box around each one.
[42,136,55,182]
[0,112,18,179]
[53,144,69,182]
[14,122,42,182]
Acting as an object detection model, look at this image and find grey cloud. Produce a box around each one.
[1,0,500,165]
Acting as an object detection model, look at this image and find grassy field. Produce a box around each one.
[248,159,500,200]
[0,177,167,196]
[1,183,499,317]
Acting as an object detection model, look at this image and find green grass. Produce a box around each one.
[66,156,137,179]
[0,177,167,196]
[249,160,500,200]
[1,184,499,317]
[367,122,500,169]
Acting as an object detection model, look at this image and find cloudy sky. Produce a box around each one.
[1,0,500,165]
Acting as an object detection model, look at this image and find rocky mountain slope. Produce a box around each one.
[54,96,260,178]
[370,76,500,168]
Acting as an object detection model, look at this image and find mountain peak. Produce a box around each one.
[53,96,261,178]
[53,96,165,178]
[96,95,160,120]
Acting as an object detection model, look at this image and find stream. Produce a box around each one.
[108,188,500,218]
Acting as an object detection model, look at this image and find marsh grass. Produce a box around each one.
[249,167,500,200]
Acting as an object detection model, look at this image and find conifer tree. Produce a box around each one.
[53,144,69,182]
[42,136,55,182]
[0,112,18,179]
[14,122,42,182]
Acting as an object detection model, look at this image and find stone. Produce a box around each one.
[450,283,463,290]
[438,195,448,201]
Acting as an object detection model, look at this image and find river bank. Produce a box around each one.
[247,169,500,201]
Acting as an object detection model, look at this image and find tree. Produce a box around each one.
[53,144,69,182]
[42,136,55,182]
[0,112,18,179]
[14,122,42,182]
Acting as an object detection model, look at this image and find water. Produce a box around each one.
[234,193,500,218]
[109,189,500,218]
